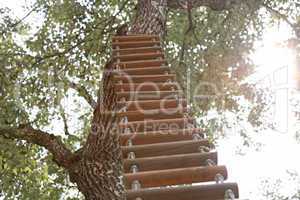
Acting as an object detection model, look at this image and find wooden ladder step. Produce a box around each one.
[115,82,178,92]
[113,46,162,56]
[119,117,195,132]
[117,91,181,100]
[126,183,239,200]
[118,108,186,122]
[124,165,227,189]
[122,139,210,158]
[112,41,160,49]
[117,99,187,111]
[112,66,170,76]
[114,52,164,62]
[123,152,218,173]
[120,128,202,145]
[112,35,159,42]
[114,60,167,69]
[114,74,175,83]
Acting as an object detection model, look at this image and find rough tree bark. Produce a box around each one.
[130,0,168,36]
[0,0,239,199]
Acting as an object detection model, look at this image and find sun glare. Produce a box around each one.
[252,25,296,87]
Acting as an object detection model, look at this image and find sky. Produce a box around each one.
[1,0,300,199]
[218,25,300,199]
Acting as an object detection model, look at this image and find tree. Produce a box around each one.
[0,0,294,199]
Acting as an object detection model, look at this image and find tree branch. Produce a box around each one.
[167,0,239,11]
[0,126,76,168]
[59,104,70,136]
[1,4,40,35]
[262,3,300,38]
[68,81,97,109]
[262,3,295,30]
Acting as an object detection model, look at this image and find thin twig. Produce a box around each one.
[1,4,40,35]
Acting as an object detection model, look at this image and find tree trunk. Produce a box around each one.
[67,63,125,200]
[66,2,168,199]
[130,0,168,36]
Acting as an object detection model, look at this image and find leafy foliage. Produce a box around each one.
[0,0,299,199]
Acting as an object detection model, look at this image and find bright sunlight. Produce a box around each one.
[219,22,300,199]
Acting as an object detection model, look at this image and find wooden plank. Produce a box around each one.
[116,90,181,101]
[120,128,202,145]
[126,183,239,200]
[114,74,175,83]
[112,41,160,49]
[115,82,178,92]
[112,35,159,42]
[114,52,164,62]
[117,108,186,122]
[113,46,162,56]
[115,60,167,69]
[117,99,187,111]
[123,152,218,173]
[124,166,227,189]
[119,117,195,132]
[112,66,170,76]
[122,139,209,158]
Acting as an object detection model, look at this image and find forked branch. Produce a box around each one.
[0,125,76,168]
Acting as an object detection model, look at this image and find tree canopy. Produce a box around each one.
[0,0,300,199]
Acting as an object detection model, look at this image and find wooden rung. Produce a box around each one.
[112,41,160,49]
[112,66,170,76]
[112,35,159,42]
[116,91,181,100]
[114,74,175,83]
[115,82,179,92]
[126,183,239,200]
[114,60,167,69]
[120,128,202,145]
[122,139,209,158]
[119,117,195,132]
[123,152,218,173]
[118,108,186,122]
[117,99,187,111]
[114,52,164,62]
[113,46,162,56]
[124,165,227,189]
